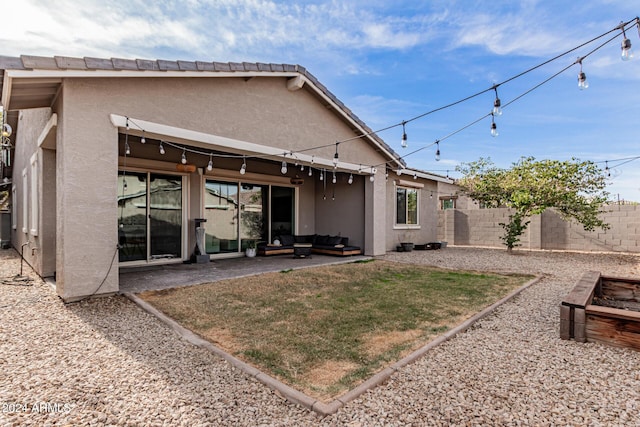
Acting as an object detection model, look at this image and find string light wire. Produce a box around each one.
[119,17,639,177]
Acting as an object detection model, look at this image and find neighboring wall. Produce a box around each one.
[438,205,640,252]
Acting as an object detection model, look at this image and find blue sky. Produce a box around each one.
[3,0,639,200]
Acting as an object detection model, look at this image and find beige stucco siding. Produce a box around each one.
[42,75,391,298]
[55,85,119,300]
[385,177,439,251]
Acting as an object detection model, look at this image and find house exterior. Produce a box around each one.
[0,55,452,301]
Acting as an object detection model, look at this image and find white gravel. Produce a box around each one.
[1,246,640,426]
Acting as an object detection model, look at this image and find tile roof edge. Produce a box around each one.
[0,55,403,164]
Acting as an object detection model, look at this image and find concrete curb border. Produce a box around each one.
[125,274,542,417]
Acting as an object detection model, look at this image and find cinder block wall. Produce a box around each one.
[438,205,640,252]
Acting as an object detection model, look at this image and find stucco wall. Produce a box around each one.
[21,75,392,298]
[438,205,640,252]
[385,177,439,251]
[10,108,53,277]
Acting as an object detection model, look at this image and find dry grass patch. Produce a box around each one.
[140,260,531,401]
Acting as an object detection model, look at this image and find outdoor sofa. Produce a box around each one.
[257,234,362,257]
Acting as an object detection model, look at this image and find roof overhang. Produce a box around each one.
[1,66,403,168]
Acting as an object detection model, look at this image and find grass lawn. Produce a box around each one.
[140,260,532,400]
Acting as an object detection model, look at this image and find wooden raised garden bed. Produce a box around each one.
[561,271,640,351]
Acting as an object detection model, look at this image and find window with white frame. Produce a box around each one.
[22,168,28,233]
[396,187,419,226]
[30,153,38,236]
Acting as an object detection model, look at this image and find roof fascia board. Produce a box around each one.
[110,114,373,174]
[5,69,299,80]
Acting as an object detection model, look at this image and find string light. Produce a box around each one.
[319,169,324,181]
[332,171,337,184]
[577,57,589,90]
[619,22,634,61]
[435,140,441,161]
[401,121,408,148]
[240,156,246,175]
[118,18,639,180]
[369,167,376,182]
[490,114,498,137]
[124,141,131,155]
[397,167,402,176]
[492,85,502,116]
[159,141,165,155]
[207,154,213,171]
[348,173,353,184]
[181,148,187,164]
[281,160,288,174]
[308,167,313,177]
[140,131,146,144]
[333,143,339,168]
[605,161,611,177]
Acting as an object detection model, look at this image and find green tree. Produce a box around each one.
[456,157,610,252]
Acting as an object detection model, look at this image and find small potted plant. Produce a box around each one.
[245,240,257,257]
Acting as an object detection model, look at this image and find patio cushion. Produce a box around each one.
[279,235,295,246]
[328,235,342,245]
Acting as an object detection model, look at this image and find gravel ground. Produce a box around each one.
[1,246,640,426]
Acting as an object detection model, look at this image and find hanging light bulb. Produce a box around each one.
[369,175,375,182]
[125,141,131,155]
[385,170,389,180]
[319,169,324,181]
[300,163,304,171]
[490,114,498,137]
[605,161,610,177]
[435,140,441,161]
[621,37,633,61]
[413,173,417,180]
[240,157,247,175]
[140,132,146,144]
[2,123,12,138]
[159,141,165,155]
[311,155,315,164]
[123,179,128,190]
[577,58,589,90]
[125,118,130,131]
[348,173,353,185]
[332,171,337,184]
[333,143,339,168]
[396,167,402,176]
[181,149,187,164]
[207,154,213,171]
[578,71,589,90]
[617,22,634,61]
[281,160,288,174]
[401,121,408,148]
[492,86,502,116]
[308,167,313,177]
[369,167,376,182]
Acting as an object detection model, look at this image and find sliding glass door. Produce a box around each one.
[149,174,183,260]
[118,171,184,263]
[204,180,293,255]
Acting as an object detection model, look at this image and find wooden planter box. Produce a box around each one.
[561,271,640,351]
